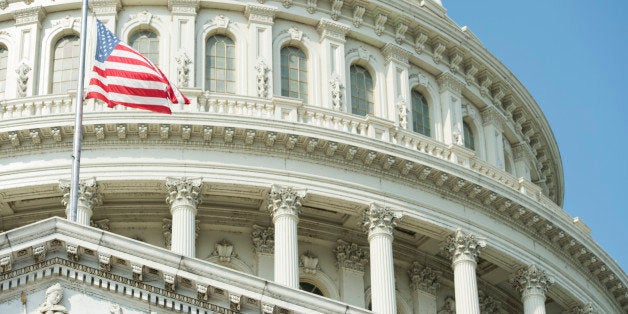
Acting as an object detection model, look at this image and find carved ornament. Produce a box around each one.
[251,225,274,254]
[510,264,554,298]
[443,229,486,264]
[408,262,440,294]
[334,239,368,272]
[267,185,306,217]
[165,177,202,208]
[363,203,401,236]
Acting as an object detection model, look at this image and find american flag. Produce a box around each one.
[86,19,189,114]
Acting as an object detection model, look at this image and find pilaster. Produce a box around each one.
[13,6,45,97]
[316,18,350,111]
[267,185,306,289]
[381,43,411,125]
[437,72,464,145]
[168,0,199,88]
[334,239,368,307]
[364,203,401,314]
[481,107,506,170]
[251,225,274,280]
[245,4,276,98]
[59,178,101,225]
[90,0,121,29]
[408,262,440,314]
[510,264,554,314]
[166,177,202,257]
[443,229,486,314]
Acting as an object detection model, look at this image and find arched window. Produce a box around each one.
[0,45,7,97]
[280,46,307,102]
[205,34,236,94]
[129,30,159,66]
[350,64,374,116]
[52,35,80,94]
[463,121,475,150]
[299,281,324,296]
[411,89,430,136]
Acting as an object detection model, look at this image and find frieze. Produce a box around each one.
[0,257,238,313]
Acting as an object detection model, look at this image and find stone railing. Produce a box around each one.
[0,93,552,211]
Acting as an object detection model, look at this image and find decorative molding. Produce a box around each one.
[59,177,101,209]
[449,46,463,73]
[211,239,237,262]
[381,43,410,65]
[443,229,486,264]
[374,13,387,36]
[437,72,464,95]
[165,177,202,208]
[16,63,30,97]
[306,0,317,14]
[414,29,429,54]
[244,4,277,25]
[162,218,172,249]
[431,36,446,64]
[330,0,343,21]
[408,262,440,294]
[363,203,401,236]
[37,283,67,314]
[129,10,160,26]
[395,22,408,44]
[175,51,191,87]
[478,290,502,313]
[299,250,319,274]
[510,264,554,298]
[438,296,455,314]
[0,0,7,10]
[255,59,270,99]
[352,5,365,27]
[167,0,200,14]
[51,15,80,29]
[251,225,274,254]
[316,18,350,42]
[267,185,306,217]
[397,99,408,129]
[333,239,368,272]
[14,6,46,26]
[329,73,343,111]
[89,0,121,16]
[287,26,303,41]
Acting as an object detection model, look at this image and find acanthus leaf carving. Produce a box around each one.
[251,224,274,254]
[330,0,343,21]
[267,185,306,217]
[443,229,486,263]
[510,264,554,298]
[175,51,192,87]
[329,72,343,111]
[255,59,270,98]
[334,239,368,272]
[374,13,387,36]
[352,5,365,27]
[16,62,31,97]
[408,261,440,294]
[299,250,320,274]
[212,239,237,262]
[363,203,401,236]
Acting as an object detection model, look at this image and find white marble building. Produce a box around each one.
[0,0,626,313]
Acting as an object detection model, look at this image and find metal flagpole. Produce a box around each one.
[69,0,90,222]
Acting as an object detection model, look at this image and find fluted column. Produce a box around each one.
[443,229,486,314]
[408,262,440,314]
[511,264,554,314]
[364,203,401,314]
[166,177,202,257]
[59,178,101,225]
[334,239,368,307]
[267,185,306,288]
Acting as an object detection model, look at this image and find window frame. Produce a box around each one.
[349,63,374,116]
[204,33,236,94]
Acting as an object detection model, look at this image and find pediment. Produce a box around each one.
[0,217,368,314]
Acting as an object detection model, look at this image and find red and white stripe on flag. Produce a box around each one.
[87,20,189,114]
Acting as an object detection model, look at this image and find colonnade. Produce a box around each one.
[60,178,554,313]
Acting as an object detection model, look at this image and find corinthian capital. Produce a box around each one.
[510,264,554,298]
[363,203,402,236]
[165,177,202,207]
[408,262,440,294]
[443,229,486,264]
[267,185,306,217]
[59,178,101,208]
[333,239,368,272]
[251,225,274,254]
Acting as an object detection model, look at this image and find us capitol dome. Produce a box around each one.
[0,0,626,313]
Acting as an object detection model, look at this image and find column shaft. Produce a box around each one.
[453,259,480,314]
[75,204,92,225]
[369,232,396,314]
[273,214,299,288]
[171,205,196,256]
[522,293,546,314]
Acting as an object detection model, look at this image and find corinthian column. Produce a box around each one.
[166,177,202,257]
[267,185,306,288]
[443,229,486,314]
[364,203,402,314]
[510,264,554,314]
[59,178,101,225]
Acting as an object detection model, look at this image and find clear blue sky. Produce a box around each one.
[444,2,628,272]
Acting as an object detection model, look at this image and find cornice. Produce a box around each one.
[244,3,277,25]
[316,18,350,43]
